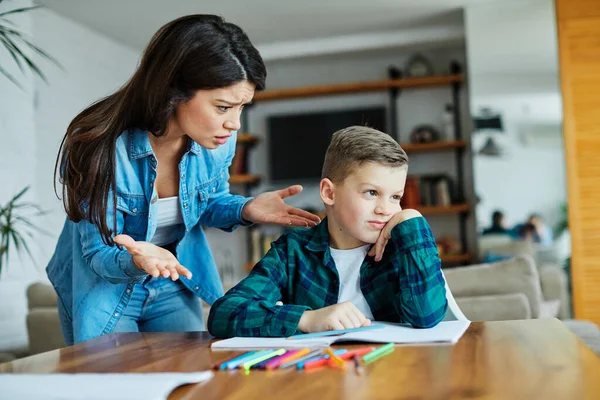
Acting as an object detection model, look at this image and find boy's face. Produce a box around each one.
[322,162,408,249]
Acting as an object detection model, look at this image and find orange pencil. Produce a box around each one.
[266,348,310,370]
[304,359,330,372]
[339,346,375,360]
[302,347,373,371]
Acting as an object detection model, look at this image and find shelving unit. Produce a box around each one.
[252,74,463,102]
[234,67,471,270]
[401,140,466,153]
[418,203,469,216]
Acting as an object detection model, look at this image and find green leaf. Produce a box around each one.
[0,63,22,88]
[0,186,48,274]
[0,35,25,72]
[0,6,42,19]
[0,4,62,88]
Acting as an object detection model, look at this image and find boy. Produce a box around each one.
[208,126,447,338]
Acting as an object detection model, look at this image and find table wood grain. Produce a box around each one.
[2,319,599,399]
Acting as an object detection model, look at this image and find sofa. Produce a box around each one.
[26,282,65,355]
[444,254,569,321]
[444,254,599,355]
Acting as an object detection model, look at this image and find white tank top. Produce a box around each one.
[150,196,184,246]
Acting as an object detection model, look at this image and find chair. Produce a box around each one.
[441,270,468,321]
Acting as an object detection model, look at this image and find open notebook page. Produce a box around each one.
[211,320,470,349]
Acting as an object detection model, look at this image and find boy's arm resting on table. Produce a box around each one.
[389,217,448,328]
[208,238,311,338]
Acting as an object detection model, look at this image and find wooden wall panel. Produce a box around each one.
[556,0,600,325]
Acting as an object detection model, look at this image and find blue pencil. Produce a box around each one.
[225,350,272,370]
[219,351,257,370]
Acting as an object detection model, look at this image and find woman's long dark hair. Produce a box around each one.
[55,15,266,245]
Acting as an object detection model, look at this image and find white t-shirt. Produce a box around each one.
[329,244,374,320]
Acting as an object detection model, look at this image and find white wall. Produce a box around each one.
[0,0,36,352]
[465,0,566,231]
[0,4,139,351]
[32,8,140,271]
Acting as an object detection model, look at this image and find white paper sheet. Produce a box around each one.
[0,371,213,400]
[211,320,471,349]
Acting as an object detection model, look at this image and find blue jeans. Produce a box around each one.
[113,277,204,333]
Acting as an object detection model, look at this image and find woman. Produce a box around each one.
[48,14,320,345]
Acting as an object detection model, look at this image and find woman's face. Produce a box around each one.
[169,81,255,149]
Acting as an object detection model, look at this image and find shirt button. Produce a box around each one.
[194,286,199,291]
[184,203,188,208]
[126,289,131,293]
[150,182,153,187]
[212,188,216,193]
[181,174,185,179]
[114,312,120,317]
[132,208,138,213]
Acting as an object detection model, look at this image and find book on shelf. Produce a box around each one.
[402,174,456,208]
[229,145,248,175]
[249,228,280,265]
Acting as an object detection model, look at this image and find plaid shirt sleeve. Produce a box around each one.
[388,216,448,328]
[207,236,311,338]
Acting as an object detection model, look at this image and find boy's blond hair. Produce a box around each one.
[321,125,408,183]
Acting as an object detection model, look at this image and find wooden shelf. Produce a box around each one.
[253,74,463,102]
[417,204,469,215]
[440,253,472,264]
[402,140,466,153]
[229,174,261,185]
[237,133,259,144]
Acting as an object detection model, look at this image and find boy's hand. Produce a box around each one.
[114,234,192,281]
[368,209,422,262]
[298,302,371,333]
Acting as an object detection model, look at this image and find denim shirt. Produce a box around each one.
[46,128,250,344]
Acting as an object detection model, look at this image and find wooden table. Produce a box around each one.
[1,319,599,399]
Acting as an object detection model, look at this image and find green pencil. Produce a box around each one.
[362,342,394,365]
[242,348,286,371]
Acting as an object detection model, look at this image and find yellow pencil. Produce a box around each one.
[325,347,347,371]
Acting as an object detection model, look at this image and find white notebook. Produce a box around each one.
[0,371,213,400]
[211,320,470,349]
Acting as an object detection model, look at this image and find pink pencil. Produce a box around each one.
[263,350,299,370]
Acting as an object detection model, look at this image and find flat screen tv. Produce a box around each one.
[268,107,387,182]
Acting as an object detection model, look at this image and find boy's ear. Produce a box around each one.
[320,178,335,206]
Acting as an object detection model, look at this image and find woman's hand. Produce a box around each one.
[114,235,192,281]
[241,185,321,227]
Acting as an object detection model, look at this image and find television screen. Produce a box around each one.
[268,107,387,182]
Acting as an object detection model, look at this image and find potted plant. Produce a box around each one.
[0,186,48,356]
[0,186,48,277]
[0,0,60,88]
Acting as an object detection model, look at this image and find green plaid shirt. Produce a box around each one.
[208,216,447,338]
